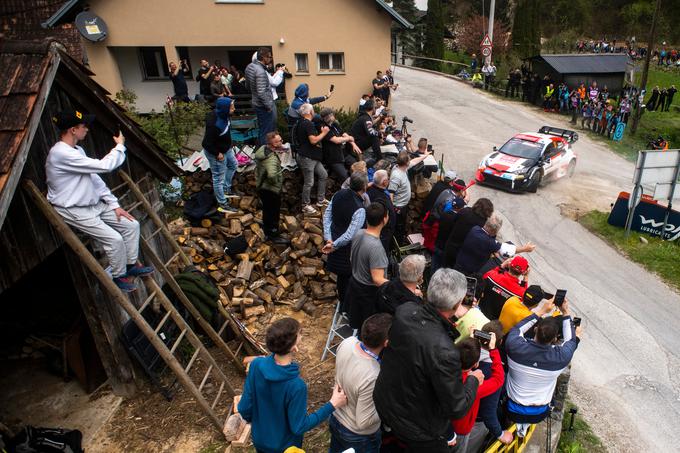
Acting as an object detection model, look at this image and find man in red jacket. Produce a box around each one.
[478,256,530,320]
[450,333,511,451]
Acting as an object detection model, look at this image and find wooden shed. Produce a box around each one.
[0,39,180,397]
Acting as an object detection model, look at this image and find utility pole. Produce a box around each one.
[630,0,661,135]
[486,0,496,64]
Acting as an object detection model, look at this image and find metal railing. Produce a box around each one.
[484,423,537,453]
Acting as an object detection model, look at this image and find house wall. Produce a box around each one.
[81,0,393,112]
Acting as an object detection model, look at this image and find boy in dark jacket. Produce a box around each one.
[238,318,347,453]
[202,97,237,212]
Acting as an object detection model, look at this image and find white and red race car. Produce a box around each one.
[475,126,578,193]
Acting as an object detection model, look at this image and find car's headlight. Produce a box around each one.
[480,157,491,167]
[515,166,530,174]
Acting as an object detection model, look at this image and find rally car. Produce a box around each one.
[475,126,578,193]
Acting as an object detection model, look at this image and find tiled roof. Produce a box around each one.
[533,54,631,74]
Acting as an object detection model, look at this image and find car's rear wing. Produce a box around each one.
[538,126,579,143]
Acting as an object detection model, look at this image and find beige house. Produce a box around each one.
[45,0,412,112]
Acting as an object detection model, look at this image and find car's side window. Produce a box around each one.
[544,142,557,158]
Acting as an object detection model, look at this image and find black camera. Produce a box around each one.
[473,330,492,345]
[573,317,582,327]
[402,116,413,124]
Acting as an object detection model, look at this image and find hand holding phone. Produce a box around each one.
[554,289,567,308]
[330,84,335,92]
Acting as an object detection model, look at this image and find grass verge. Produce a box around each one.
[557,401,607,453]
[579,210,680,291]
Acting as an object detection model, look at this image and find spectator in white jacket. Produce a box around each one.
[45,110,153,293]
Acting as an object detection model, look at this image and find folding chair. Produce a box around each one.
[320,301,357,361]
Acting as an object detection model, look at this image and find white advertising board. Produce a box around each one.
[633,150,680,184]
[653,183,680,201]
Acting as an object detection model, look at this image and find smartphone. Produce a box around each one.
[573,317,582,327]
[554,289,567,308]
[427,144,433,152]
[473,329,492,345]
[330,84,335,92]
[463,277,477,306]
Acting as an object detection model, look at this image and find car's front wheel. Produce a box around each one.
[528,170,542,193]
[567,159,576,177]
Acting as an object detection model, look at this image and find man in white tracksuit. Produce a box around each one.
[46,109,153,293]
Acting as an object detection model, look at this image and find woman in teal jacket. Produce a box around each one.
[238,318,346,453]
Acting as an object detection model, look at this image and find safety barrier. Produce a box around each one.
[484,423,536,453]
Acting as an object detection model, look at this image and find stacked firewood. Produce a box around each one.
[170,169,338,327]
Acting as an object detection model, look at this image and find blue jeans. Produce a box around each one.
[329,415,381,453]
[204,148,237,205]
[256,104,277,145]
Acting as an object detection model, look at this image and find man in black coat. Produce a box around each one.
[373,268,483,452]
[375,254,425,315]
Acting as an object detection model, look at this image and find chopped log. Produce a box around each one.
[283,216,298,232]
[200,218,213,228]
[209,271,225,282]
[303,222,323,235]
[308,233,324,246]
[244,305,266,318]
[254,288,272,304]
[291,231,309,250]
[276,275,290,289]
[192,254,205,264]
[274,299,294,306]
[177,235,187,245]
[300,267,317,277]
[302,302,317,316]
[291,282,304,299]
[239,196,255,211]
[280,247,292,261]
[240,213,254,225]
[207,264,219,271]
[232,422,251,447]
[180,246,196,256]
[190,227,210,236]
[233,286,245,298]
[224,413,244,441]
[250,278,267,291]
[293,295,308,311]
[196,237,222,256]
[299,257,323,268]
[250,223,266,241]
[230,219,242,235]
[231,297,255,307]
[236,260,254,281]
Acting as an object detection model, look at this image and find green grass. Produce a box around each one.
[579,210,680,291]
[557,402,607,453]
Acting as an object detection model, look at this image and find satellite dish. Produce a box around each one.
[75,11,108,42]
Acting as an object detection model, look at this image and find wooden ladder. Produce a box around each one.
[22,177,259,433]
[116,171,265,371]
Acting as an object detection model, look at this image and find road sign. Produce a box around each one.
[632,149,680,184]
[481,34,492,47]
[481,47,492,57]
[653,183,680,201]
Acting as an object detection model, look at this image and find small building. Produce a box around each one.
[0,37,180,412]
[528,53,634,94]
[43,0,413,112]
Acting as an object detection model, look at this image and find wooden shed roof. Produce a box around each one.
[0,39,180,229]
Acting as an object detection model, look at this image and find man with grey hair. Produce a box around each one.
[455,214,535,277]
[296,103,330,214]
[376,254,425,315]
[366,169,395,253]
[374,268,483,451]
[323,172,368,311]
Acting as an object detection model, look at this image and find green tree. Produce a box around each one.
[511,0,541,58]
[392,0,421,56]
[422,0,445,70]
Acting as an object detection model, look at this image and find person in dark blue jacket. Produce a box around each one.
[238,317,347,453]
[286,83,331,134]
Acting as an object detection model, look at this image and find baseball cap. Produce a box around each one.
[443,170,458,182]
[451,178,467,191]
[509,256,529,273]
[523,285,553,307]
[52,109,95,130]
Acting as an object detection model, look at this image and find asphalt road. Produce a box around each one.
[390,67,680,452]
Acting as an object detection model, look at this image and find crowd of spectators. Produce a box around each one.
[187,47,585,453]
[226,64,580,452]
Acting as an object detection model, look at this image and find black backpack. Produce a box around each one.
[8,427,83,453]
[183,189,218,226]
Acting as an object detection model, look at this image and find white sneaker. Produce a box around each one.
[302,204,318,215]
[316,198,330,207]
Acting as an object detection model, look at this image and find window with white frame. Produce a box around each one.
[215,0,264,3]
[138,47,169,80]
[295,53,309,73]
[317,52,344,73]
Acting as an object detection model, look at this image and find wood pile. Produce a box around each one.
[173,169,339,328]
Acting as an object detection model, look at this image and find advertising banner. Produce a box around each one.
[608,192,680,241]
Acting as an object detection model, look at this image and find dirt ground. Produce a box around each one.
[87,304,337,453]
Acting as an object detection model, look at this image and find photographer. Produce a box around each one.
[504,302,581,435]
[195,59,215,101]
[350,99,384,165]
[318,108,361,182]
[168,61,190,102]
[287,83,331,134]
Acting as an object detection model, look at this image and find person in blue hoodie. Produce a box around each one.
[238,317,347,453]
[202,96,238,213]
[286,83,331,135]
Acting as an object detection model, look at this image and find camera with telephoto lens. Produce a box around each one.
[402,116,413,124]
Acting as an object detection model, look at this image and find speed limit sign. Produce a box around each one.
[481,47,492,57]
